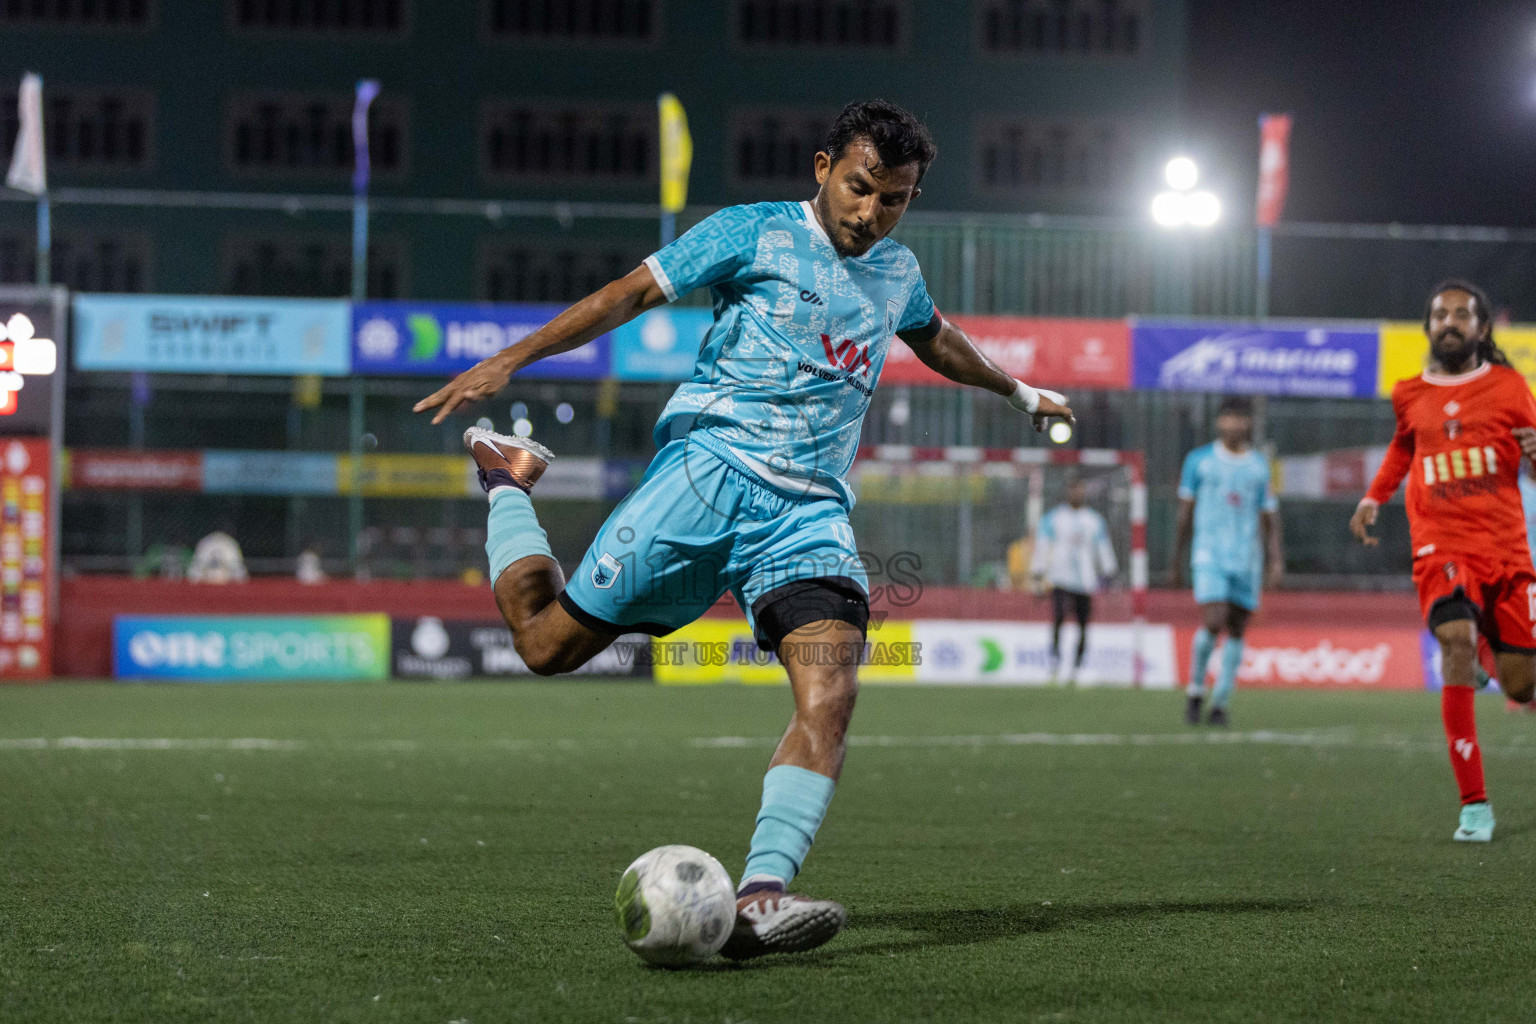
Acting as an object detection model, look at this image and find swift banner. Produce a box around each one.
[880,316,1130,390]
[351,301,609,378]
[1132,321,1378,398]
[1377,322,1536,397]
[73,295,352,375]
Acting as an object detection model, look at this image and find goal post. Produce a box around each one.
[850,445,1150,686]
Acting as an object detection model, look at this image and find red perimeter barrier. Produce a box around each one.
[52,576,1423,680]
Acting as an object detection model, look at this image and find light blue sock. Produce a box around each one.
[1186,627,1216,698]
[1211,638,1245,710]
[485,487,553,584]
[741,764,836,888]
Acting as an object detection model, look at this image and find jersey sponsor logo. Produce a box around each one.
[821,335,873,376]
[799,289,824,307]
[1444,400,1461,416]
[591,553,623,590]
[1454,737,1476,761]
[1422,446,1498,486]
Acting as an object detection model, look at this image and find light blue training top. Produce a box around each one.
[1178,441,1278,576]
[644,201,937,507]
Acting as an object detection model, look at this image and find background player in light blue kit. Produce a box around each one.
[1171,396,1284,726]
[414,101,1073,959]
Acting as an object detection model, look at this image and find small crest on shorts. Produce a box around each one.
[592,553,623,590]
[1444,562,1458,581]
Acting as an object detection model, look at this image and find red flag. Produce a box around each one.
[1255,114,1292,227]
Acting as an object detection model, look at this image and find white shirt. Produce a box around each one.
[188,531,248,584]
[1031,505,1117,595]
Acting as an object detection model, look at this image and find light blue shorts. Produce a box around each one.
[558,439,868,645]
[1193,565,1261,611]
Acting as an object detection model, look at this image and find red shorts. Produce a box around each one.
[1413,551,1536,653]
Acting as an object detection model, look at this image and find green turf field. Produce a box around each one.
[3,681,1534,1023]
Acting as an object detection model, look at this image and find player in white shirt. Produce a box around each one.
[1031,477,1118,682]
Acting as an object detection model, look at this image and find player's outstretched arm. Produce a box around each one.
[898,317,1073,431]
[1262,509,1284,587]
[414,264,669,424]
[1170,498,1194,588]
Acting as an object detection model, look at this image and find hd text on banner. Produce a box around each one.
[1133,321,1379,398]
[73,294,353,376]
[1377,322,1536,398]
[352,301,609,378]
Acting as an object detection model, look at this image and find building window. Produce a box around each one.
[221,235,406,298]
[0,230,151,292]
[226,93,407,178]
[979,0,1144,55]
[0,0,151,27]
[481,102,652,182]
[487,0,656,41]
[229,0,407,34]
[736,0,904,47]
[976,118,1138,195]
[478,240,644,303]
[730,109,830,186]
[2,86,152,171]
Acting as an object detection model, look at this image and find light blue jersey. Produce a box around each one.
[1179,442,1276,609]
[645,201,937,507]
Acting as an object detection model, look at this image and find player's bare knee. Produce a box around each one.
[1499,655,1536,703]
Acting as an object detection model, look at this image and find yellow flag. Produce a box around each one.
[658,93,692,215]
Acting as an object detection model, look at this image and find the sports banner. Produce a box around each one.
[1133,321,1378,398]
[880,316,1130,390]
[114,614,391,681]
[351,301,609,378]
[1255,114,1292,228]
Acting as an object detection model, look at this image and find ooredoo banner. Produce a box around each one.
[880,316,1130,390]
[1177,625,1426,690]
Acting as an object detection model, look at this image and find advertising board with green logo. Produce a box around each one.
[113,615,391,681]
[351,301,609,378]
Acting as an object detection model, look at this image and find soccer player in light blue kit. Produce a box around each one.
[414,101,1074,959]
[1171,396,1284,727]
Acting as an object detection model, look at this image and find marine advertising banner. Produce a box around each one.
[73,295,352,375]
[1133,321,1379,398]
[351,301,609,378]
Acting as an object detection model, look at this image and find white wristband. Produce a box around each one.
[1006,380,1065,415]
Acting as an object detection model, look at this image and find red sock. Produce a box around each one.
[1440,685,1487,805]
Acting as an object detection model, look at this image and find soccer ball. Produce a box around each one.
[614,845,736,966]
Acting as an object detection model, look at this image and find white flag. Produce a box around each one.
[6,73,46,197]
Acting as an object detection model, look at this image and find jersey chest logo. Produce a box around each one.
[821,335,873,376]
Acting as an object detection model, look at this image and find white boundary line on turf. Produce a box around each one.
[692,730,1451,752]
[0,737,305,750]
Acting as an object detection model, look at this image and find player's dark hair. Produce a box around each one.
[1424,278,1511,368]
[824,100,937,184]
[1217,396,1253,418]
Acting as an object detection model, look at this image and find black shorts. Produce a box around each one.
[1052,587,1093,623]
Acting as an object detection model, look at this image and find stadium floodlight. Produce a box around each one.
[1151,191,1188,227]
[1185,191,1222,227]
[1164,156,1199,191]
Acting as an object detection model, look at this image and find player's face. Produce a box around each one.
[1216,412,1252,448]
[813,139,923,258]
[1427,289,1487,373]
[1068,481,1088,507]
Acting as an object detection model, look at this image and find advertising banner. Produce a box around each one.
[0,294,62,434]
[1133,321,1378,398]
[73,295,352,375]
[912,620,1178,688]
[114,614,391,681]
[881,316,1131,390]
[65,449,203,491]
[390,617,652,679]
[0,438,52,679]
[1378,322,1536,398]
[204,450,338,495]
[351,301,608,378]
[652,619,919,685]
[610,308,710,381]
[1176,625,1426,690]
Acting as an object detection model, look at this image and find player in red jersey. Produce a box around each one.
[1350,280,1536,842]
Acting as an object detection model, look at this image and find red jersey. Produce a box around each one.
[1365,363,1536,564]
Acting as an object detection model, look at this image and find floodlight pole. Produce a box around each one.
[348,80,380,574]
[34,194,49,286]
[1255,226,1272,318]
